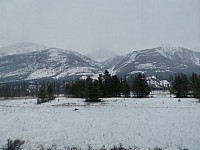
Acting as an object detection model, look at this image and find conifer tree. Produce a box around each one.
[98,70,112,97]
[21,81,28,96]
[121,77,130,97]
[65,83,72,96]
[38,85,47,101]
[190,73,200,100]
[4,84,11,98]
[171,73,189,98]
[103,70,112,97]
[98,74,105,97]
[132,73,150,98]
[69,80,85,98]
[47,83,54,99]
[111,75,121,97]
[85,77,102,102]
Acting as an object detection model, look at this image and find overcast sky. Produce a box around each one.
[0,0,199,54]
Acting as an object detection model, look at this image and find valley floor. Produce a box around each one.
[0,94,200,150]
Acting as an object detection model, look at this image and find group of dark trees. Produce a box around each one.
[37,83,55,104]
[0,70,161,102]
[0,81,34,98]
[0,80,65,99]
[4,70,200,102]
[65,70,132,101]
[65,71,150,101]
[171,73,200,100]
[132,73,150,98]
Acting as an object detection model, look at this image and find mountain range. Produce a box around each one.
[0,43,200,83]
[103,44,200,78]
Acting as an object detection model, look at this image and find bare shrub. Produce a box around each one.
[2,139,25,150]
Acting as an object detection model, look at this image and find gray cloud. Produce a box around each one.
[0,0,199,54]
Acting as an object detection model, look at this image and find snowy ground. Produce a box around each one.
[0,93,200,150]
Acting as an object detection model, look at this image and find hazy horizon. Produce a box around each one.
[0,0,200,54]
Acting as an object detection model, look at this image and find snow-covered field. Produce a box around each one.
[0,93,200,150]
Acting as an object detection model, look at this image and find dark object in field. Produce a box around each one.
[74,108,79,111]
[178,99,181,102]
[2,139,25,150]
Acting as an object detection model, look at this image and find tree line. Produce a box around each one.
[65,70,131,99]
[171,73,200,100]
[0,71,151,101]
[0,80,65,99]
[1,71,200,102]
[64,70,150,101]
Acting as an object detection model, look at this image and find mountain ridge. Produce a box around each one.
[0,43,200,82]
[0,47,102,82]
[103,45,200,78]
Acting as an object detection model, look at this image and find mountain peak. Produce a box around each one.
[159,43,177,49]
[157,43,180,51]
[155,44,183,56]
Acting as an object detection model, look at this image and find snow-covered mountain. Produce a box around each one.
[103,45,200,78]
[0,42,48,57]
[1,43,200,82]
[87,48,117,62]
[0,48,102,82]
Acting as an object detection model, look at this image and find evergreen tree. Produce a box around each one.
[20,81,28,96]
[132,73,150,98]
[47,83,54,99]
[65,83,72,97]
[70,80,85,98]
[98,70,112,97]
[85,76,102,102]
[171,73,189,98]
[4,84,11,99]
[190,73,200,100]
[38,85,47,101]
[16,85,21,97]
[111,75,121,97]
[98,74,105,96]
[56,81,61,96]
[0,86,3,97]
[37,87,47,104]
[37,82,56,104]
[121,77,130,97]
